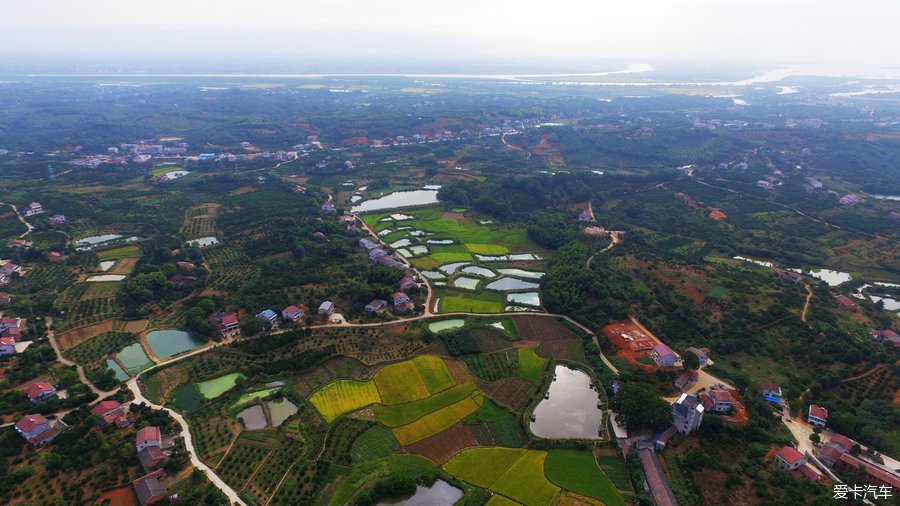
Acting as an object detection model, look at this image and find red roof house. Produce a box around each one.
[808,405,828,427]
[774,446,806,470]
[25,381,57,402]
[136,426,162,452]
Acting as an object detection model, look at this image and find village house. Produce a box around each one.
[833,294,859,311]
[25,381,57,403]
[870,329,900,347]
[15,413,64,446]
[0,336,16,356]
[833,453,900,493]
[318,301,335,319]
[90,400,130,428]
[673,370,697,391]
[47,251,65,262]
[320,201,336,214]
[176,261,195,269]
[48,214,67,225]
[0,292,11,307]
[839,194,861,206]
[132,469,167,506]
[398,276,418,291]
[168,274,197,285]
[364,299,388,314]
[393,292,413,312]
[774,446,807,471]
[756,180,773,190]
[135,426,162,452]
[761,380,782,404]
[7,238,28,249]
[708,389,734,412]
[672,393,705,434]
[651,343,678,367]
[23,202,43,216]
[1,316,23,341]
[817,434,855,467]
[684,347,710,367]
[1,263,22,276]
[578,209,593,222]
[138,446,167,473]
[807,404,829,428]
[211,312,239,336]
[256,309,278,326]
[709,209,727,221]
[282,305,304,322]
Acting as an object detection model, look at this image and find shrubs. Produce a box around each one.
[441,329,480,356]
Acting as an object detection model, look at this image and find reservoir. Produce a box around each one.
[530,365,602,439]
[146,330,205,359]
[351,190,439,213]
[485,278,540,291]
[115,343,154,374]
[377,479,463,506]
[106,359,129,381]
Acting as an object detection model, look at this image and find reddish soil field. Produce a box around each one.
[96,486,139,506]
[602,320,669,372]
[636,259,709,304]
[477,377,535,411]
[512,315,580,342]
[404,424,478,463]
[440,211,466,220]
[723,390,750,425]
[443,357,476,384]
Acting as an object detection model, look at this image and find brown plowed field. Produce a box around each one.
[403,424,478,463]
[512,315,580,342]
[443,357,476,384]
[110,257,139,275]
[476,377,534,411]
[537,339,588,366]
[57,319,148,350]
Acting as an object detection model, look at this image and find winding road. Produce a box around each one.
[0,202,35,238]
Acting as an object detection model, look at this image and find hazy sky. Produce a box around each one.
[3,0,899,67]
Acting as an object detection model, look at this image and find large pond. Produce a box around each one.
[115,343,154,374]
[530,365,602,439]
[187,236,220,248]
[146,330,205,359]
[377,479,463,505]
[806,268,852,286]
[197,373,244,399]
[390,239,412,248]
[237,405,268,430]
[428,319,465,333]
[351,190,440,213]
[854,283,900,312]
[461,266,496,278]
[106,359,129,381]
[497,269,545,279]
[452,277,480,290]
[267,398,299,427]
[485,278,540,291]
[407,245,428,256]
[507,292,541,306]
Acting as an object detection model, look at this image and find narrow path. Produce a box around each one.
[801,284,813,323]
[0,202,35,238]
[840,363,888,383]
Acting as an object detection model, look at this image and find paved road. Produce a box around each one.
[0,202,35,238]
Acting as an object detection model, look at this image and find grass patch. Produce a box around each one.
[444,448,527,488]
[230,387,281,411]
[411,354,455,393]
[351,427,401,464]
[375,383,478,427]
[329,455,435,506]
[440,296,504,313]
[708,285,727,299]
[392,391,484,445]
[465,243,510,255]
[544,450,624,506]
[445,448,560,505]
[196,372,244,399]
[80,282,121,300]
[98,245,141,260]
[309,380,382,423]
[431,251,475,264]
[410,256,441,270]
[517,348,546,383]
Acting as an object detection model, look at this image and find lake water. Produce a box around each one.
[237,405,268,430]
[267,398,299,427]
[530,365,602,439]
[807,268,852,286]
[421,270,446,280]
[351,190,439,213]
[428,319,465,333]
[461,266,496,278]
[106,359,129,381]
[99,261,115,271]
[452,276,480,290]
[486,278,540,291]
[146,330,205,359]
[196,373,244,399]
[854,283,900,312]
[497,269,545,279]
[507,292,541,306]
[115,343,154,374]
[87,274,126,282]
[439,262,469,274]
[187,236,220,248]
[377,479,462,506]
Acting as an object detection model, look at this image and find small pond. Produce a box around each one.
[86,274,126,282]
[732,255,774,268]
[99,261,115,272]
[422,185,443,190]
[409,230,427,237]
[530,365,602,439]
[807,268,852,286]
[75,234,123,247]
[395,248,412,257]
[507,292,541,306]
[486,278,540,291]
[105,359,129,381]
[461,266,496,278]
[237,405,268,430]
[452,276,480,290]
[197,373,244,399]
[188,236,220,248]
[427,239,454,245]
[378,228,394,236]
[475,253,539,262]
[428,319,465,333]
[421,270,445,280]
[350,195,362,203]
[146,330,205,359]
[377,479,463,505]
[351,190,440,213]
[267,398,299,427]
[407,245,428,256]
[115,343,153,374]
[390,239,412,248]
[497,269,545,279]
[162,170,190,180]
[438,262,469,274]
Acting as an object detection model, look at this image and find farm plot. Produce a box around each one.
[443,447,528,489]
[351,426,401,464]
[404,423,478,463]
[544,450,624,506]
[596,450,635,499]
[320,419,376,466]
[269,460,325,506]
[513,315,581,342]
[475,377,535,412]
[25,263,73,291]
[391,390,484,445]
[464,399,524,447]
[108,257,140,275]
[246,436,304,504]
[438,291,505,313]
[80,281,121,300]
[463,349,519,381]
[518,348,546,383]
[373,355,453,403]
[328,455,437,506]
[182,203,221,239]
[292,356,377,396]
[492,450,561,506]
[309,380,382,422]
[537,339,589,366]
[374,382,478,427]
[441,328,481,356]
[64,331,138,368]
[189,404,245,467]
[98,245,141,261]
[215,433,278,492]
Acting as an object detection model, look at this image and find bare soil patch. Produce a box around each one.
[443,357,476,384]
[476,377,534,412]
[404,424,478,463]
[110,257,140,275]
[513,315,580,342]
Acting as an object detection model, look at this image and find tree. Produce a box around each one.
[239,316,263,336]
[682,350,700,370]
[611,382,671,432]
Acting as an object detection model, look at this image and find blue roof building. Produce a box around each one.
[257,309,277,323]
